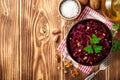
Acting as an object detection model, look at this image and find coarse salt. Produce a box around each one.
[60,0,80,18]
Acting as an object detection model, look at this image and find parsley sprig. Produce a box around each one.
[84,45,93,54]
[113,24,119,30]
[111,24,120,35]
[111,24,120,52]
[112,38,120,52]
[90,34,100,44]
[93,45,102,53]
[111,30,115,35]
[84,34,102,54]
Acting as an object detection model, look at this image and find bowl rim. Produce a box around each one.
[58,0,81,20]
[66,18,113,66]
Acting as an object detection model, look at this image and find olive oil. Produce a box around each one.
[102,0,120,21]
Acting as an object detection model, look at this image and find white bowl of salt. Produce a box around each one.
[59,0,81,20]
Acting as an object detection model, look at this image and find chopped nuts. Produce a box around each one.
[52,29,60,43]
[54,35,60,43]
[64,70,67,74]
[78,49,81,52]
[87,26,90,30]
[55,54,61,63]
[98,54,100,56]
[52,29,61,35]
[64,60,73,68]
[83,56,88,60]
[77,42,80,46]
[103,33,106,36]
[70,68,79,78]
[57,66,61,70]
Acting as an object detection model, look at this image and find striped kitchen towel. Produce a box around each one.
[57,6,117,74]
[57,38,93,74]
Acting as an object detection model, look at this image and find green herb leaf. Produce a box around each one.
[84,45,93,54]
[113,24,119,30]
[93,45,102,53]
[90,34,100,44]
[118,45,120,51]
[111,30,115,35]
[112,39,119,52]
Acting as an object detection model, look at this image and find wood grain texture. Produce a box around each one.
[0,0,120,80]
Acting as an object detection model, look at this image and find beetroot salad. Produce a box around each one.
[66,19,112,66]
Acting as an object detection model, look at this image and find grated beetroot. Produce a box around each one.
[66,19,112,66]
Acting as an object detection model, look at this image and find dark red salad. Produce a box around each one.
[66,19,112,66]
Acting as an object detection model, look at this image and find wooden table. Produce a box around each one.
[0,0,120,80]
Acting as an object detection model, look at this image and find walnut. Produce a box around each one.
[70,68,79,78]
[64,60,73,68]
[90,0,101,10]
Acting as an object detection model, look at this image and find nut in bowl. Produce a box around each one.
[59,0,81,20]
[66,19,113,66]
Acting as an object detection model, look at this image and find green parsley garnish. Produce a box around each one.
[111,30,115,35]
[84,34,102,54]
[112,38,120,52]
[111,24,120,52]
[113,24,119,30]
[93,45,103,53]
[84,45,93,54]
[90,34,100,44]
[111,24,119,36]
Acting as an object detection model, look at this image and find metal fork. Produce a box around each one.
[84,56,113,80]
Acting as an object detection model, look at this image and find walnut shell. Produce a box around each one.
[90,0,101,10]
[79,0,88,5]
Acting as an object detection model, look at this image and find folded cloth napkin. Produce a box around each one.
[57,6,117,74]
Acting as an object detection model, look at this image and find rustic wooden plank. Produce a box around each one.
[20,0,33,79]
[20,0,66,80]
[0,0,20,80]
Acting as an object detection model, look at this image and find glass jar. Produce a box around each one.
[102,0,120,21]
